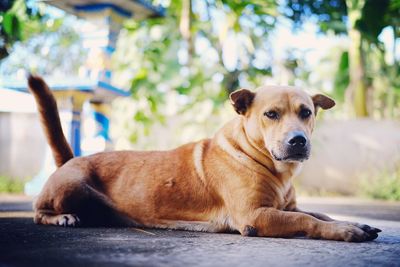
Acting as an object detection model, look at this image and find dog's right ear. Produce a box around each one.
[312,94,335,115]
[229,89,255,115]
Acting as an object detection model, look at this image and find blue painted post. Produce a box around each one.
[70,93,88,156]
[81,10,125,152]
[91,101,112,150]
[71,110,82,156]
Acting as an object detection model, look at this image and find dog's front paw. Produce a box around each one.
[347,222,381,240]
[322,222,380,242]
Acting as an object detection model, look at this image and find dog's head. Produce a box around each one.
[230,86,335,163]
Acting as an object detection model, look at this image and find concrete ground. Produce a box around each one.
[0,195,399,267]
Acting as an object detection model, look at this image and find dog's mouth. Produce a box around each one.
[271,151,309,162]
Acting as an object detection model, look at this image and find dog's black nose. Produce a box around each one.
[287,132,307,148]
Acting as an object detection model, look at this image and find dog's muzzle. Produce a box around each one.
[272,131,310,162]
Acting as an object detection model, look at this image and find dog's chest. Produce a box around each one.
[253,172,295,210]
[276,180,293,209]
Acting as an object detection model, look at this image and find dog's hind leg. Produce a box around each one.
[34,212,80,227]
[33,163,130,227]
[33,166,85,227]
[34,180,129,227]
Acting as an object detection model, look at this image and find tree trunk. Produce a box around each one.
[180,0,194,65]
[346,0,368,117]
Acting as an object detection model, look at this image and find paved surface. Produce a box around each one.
[0,195,399,267]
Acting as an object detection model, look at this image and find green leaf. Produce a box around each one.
[356,0,390,43]
[333,51,349,102]
[3,12,21,39]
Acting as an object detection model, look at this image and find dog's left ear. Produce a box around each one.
[229,89,256,115]
[312,94,335,114]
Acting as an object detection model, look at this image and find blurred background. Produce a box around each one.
[0,0,399,200]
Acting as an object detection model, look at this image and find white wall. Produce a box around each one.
[298,119,400,195]
[0,112,46,179]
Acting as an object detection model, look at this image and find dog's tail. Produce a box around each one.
[27,75,74,167]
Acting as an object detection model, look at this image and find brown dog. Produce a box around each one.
[28,75,381,242]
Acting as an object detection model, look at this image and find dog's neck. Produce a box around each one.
[215,117,301,180]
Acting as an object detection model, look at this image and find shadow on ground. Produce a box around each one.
[0,196,399,267]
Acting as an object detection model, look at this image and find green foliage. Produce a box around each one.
[355,0,400,44]
[361,165,400,201]
[0,12,84,76]
[0,0,75,65]
[114,0,279,143]
[284,0,400,118]
[1,0,40,60]
[0,176,24,193]
[356,0,391,42]
[284,0,348,34]
[285,0,398,38]
[333,51,349,102]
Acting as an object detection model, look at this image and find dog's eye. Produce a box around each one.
[299,108,312,119]
[264,110,279,120]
